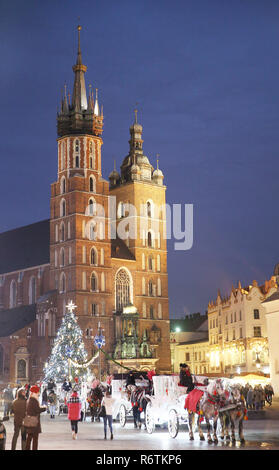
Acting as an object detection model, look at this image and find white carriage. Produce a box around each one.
[144,375,208,438]
[111,377,150,427]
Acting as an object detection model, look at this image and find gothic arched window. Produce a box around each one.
[89,198,96,216]
[60,199,66,217]
[91,273,97,292]
[147,201,152,218]
[60,273,66,293]
[115,269,132,312]
[147,231,153,247]
[89,176,96,193]
[90,247,98,266]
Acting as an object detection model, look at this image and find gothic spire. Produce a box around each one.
[72,25,88,111]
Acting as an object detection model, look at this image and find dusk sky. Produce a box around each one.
[1,0,279,318]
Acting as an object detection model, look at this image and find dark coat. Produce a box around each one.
[179,370,195,392]
[25,397,46,434]
[11,397,27,427]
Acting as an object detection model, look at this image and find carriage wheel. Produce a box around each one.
[145,402,155,434]
[168,409,179,438]
[119,404,126,427]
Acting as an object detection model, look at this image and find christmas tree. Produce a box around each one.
[43,301,91,383]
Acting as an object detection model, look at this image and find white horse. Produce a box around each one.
[219,383,247,445]
[186,379,226,444]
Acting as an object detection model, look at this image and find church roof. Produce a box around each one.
[170,314,207,333]
[0,219,50,275]
[111,237,136,261]
[0,304,36,337]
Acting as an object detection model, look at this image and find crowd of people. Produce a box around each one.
[240,383,274,410]
[0,377,117,450]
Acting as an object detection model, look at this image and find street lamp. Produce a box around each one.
[94,322,106,381]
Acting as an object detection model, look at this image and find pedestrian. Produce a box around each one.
[259,385,265,409]
[246,386,254,410]
[130,386,144,429]
[3,384,14,417]
[48,390,57,419]
[11,387,27,450]
[24,383,31,399]
[24,385,46,451]
[42,387,48,407]
[265,384,274,406]
[67,390,82,440]
[101,388,115,440]
[253,386,261,411]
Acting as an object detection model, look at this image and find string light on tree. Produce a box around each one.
[43,300,90,383]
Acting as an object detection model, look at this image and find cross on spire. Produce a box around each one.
[156,153,160,169]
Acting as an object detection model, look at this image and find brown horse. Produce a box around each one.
[186,379,226,444]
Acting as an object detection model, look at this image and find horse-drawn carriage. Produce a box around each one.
[111,372,151,427]
[144,374,209,438]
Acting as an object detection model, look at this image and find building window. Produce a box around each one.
[254,309,260,320]
[10,280,17,308]
[60,199,66,217]
[60,248,65,267]
[89,198,96,216]
[117,202,125,219]
[89,176,96,193]
[158,303,162,319]
[115,268,132,312]
[89,222,97,241]
[92,303,97,316]
[60,223,65,241]
[147,231,153,248]
[89,141,95,169]
[60,273,66,293]
[29,277,36,305]
[148,256,153,271]
[147,201,152,218]
[253,326,261,337]
[150,305,154,319]
[61,177,66,194]
[91,273,97,292]
[90,248,98,266]
[148,281,154,296]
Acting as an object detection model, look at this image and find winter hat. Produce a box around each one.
[30,385,40,394]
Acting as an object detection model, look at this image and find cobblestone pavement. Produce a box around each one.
[2,401,279,452]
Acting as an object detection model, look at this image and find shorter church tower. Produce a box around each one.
[109,111,171,373]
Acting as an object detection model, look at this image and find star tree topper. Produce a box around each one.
[66,300,77,314]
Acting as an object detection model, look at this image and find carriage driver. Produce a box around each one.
[179,363,195,392]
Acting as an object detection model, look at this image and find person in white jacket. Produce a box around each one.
[101,389,115,440]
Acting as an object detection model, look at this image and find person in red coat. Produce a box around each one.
[67,390,82,440]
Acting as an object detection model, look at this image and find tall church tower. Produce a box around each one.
[49,26,114,372]
[109,111,171,373]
